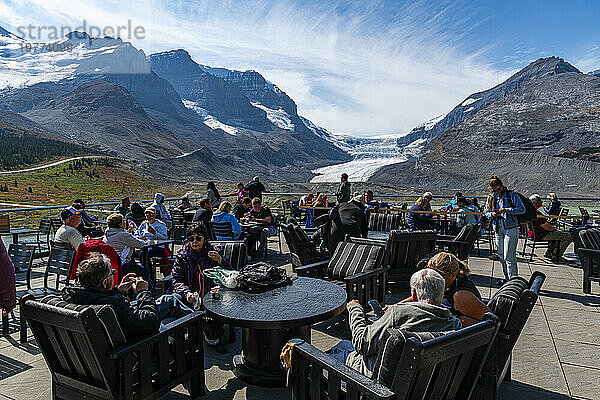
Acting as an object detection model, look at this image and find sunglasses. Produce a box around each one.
[187,235,204,242]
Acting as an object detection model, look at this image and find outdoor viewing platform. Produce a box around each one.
[1,218,598,400]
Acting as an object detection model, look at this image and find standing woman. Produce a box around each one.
[206,182,222,208]
[171,223,231,350]
[485,175,525,284]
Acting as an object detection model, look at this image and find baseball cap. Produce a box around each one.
[60,206,81,221]
[145,206,157,214]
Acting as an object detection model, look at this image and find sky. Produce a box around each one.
[0,0,599,136]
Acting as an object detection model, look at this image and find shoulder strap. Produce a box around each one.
[504,189,514,208]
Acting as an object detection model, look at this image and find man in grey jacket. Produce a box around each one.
[333,268,462,377]
[104,213,149,282]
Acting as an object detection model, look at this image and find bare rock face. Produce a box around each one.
[375,58,600,196]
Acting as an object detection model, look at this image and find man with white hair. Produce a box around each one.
[528,194,572,261]
[330,268,462,377]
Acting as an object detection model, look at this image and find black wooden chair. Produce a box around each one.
[577,228,600,294]
[386,230,437,282]
[29,218,53,259]
[296,236,389,305]
[368,212,401,232]
[267,213,283,254]
[289,313,500,400]
[520,221,553,261]
[281,222,328,271]
[20,294,205,400]
[436,224,481,261]
[21,248,75,342]
[473,272,546,400]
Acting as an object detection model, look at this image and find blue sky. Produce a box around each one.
[1,0,598,136]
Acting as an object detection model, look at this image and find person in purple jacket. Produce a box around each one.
[0,238,16,320]
[171,223,231,351]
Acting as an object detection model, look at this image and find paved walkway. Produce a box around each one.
[1,239,599,399]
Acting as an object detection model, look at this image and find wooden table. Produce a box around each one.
[204,277,347,387]
[0,228,39,244]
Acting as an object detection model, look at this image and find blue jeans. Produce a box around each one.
[495,223,519,279]
[327,339,355,363]
[155,294,193,325]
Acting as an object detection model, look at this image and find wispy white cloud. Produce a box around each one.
[0,0,514,136]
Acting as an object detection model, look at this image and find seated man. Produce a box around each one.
[528,194,572,261]
[114,196,131,217]
[63,253,191,340]
[244,197,276,258]
[233,197,251,221]
[54,206,85,249]
[136,207,168,241]
[104,213,150,282]
[329,268,461,377]
[176,196,195,211]
[192,198,213,233]
[73,199,102,237]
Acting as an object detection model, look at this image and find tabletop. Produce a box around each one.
[0,228,39,235]
[139,239,175,250]
[203,277,347,329]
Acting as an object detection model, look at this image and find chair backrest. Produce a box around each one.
[559,207,569,217]
[282,200,291,216]
[210,221,235,240]
[327,236,386,279]
[49,217,63,234]
[579,228,600,250]
[387,230,438,282]
[579,206,590,225]
[280,223,298,254]
[44,248,75,292]
[209,240,248,270]
[454,224,481,260]
[486,272,545,381]
[8,243,35,271]
[169,224,188,244]
[368,212,401,232]
[171,209,185,226]
[383,315,500,400]
[20,294,125,398]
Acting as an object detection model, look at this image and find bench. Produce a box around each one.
[289,313,500,400]
[20,294,205,399]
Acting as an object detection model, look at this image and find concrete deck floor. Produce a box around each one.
[1,238,599,400]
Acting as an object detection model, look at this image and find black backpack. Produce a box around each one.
[505,190,538,225]
[237,262,292,293]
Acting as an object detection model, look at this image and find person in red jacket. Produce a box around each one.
[0,238,16,318]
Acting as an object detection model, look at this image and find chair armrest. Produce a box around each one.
[436,239,469,246]
[292,340,395,400]
[437,234,456,240]
[295,260,329,277]
[344,266,390,284]
[107,311,204,359]
[578,248,600,256]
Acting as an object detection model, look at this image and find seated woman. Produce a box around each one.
[450,197,480,234]
[313,193,329,219]
[545,193,561,218]
[211,201,242,240]
[171,224,231,350]
[406,195,439,231]
[427,252,490,326]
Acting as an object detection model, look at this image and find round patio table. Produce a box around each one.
[203,276,347,387]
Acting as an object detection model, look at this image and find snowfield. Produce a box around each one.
[182,100,238,135]
[251,102,294,131]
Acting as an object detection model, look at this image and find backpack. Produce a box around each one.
[505,190,538,225]
[236,262,292,293]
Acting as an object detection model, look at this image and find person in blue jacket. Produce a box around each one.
[211,201,242,240]
[484,175,525,284]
